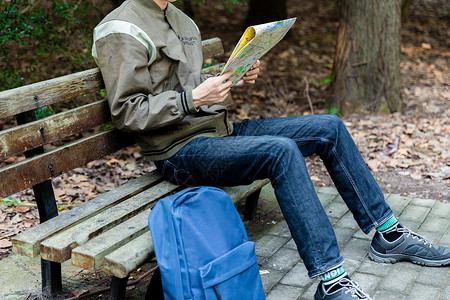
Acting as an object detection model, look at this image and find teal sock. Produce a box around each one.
[321,266,346,283]
[376,216,398,232]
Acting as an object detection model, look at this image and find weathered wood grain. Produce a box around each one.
[71,209,150,270]
[201,63,225,75]
[103,231,154,278]
[0,129,135,198]
[0,100,111,160]
[201,37,224,59]
[0,68,103,119]
[100,180,270,278]
[221,179,271,204]
[11,171,163,257]
[40,181,179,262]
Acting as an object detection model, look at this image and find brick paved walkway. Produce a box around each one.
[257,186,450,300]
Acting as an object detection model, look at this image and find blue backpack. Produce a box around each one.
[148,186,265,300]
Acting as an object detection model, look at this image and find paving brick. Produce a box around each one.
[284,238,298,250]
[415,229,444,244]
[333,227,357,248]
[353,228,373,241]
[350,272,382,295]
[439,227,450,245]
[429,201,450,218]
[298,279,320,300]
[266,220,291,238]
[255,234,289,257]
[385,194,412,215]
[419,216,449,232]
[325,201,349,220]
[333,194,346,204]
[317,187,340,196]
[342,258,361,276]
[260,268,286,293]
[357,257,392,276]
[397,218,420,231]
[415,266,449,287]
[279,262,311,287]
[264,247,301,272]
[441,280,450,300]
[335,211,359,229]
[340,238,370,261]
[406,283,441,300]
[410,197,436,208]
[399,205,431,223]
[378,263,420,293]
[317,192,337,208]
[266,284,303,300]
[372,289,406,300]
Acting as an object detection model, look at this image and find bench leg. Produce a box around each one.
[244,188,262,220]
[41,259,62,299]
[110,275,129,300]
[33,181,62,298]
[17,111,63,298]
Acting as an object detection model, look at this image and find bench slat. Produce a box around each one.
[40,180,179,262]
[103,231,153,279]
[200,63,225,75]
[101,179,270,278]
[72,209,151,270]
[0,129,135,198]
[0,100,111,160]
[0,68,103,119]
[0,38,223,119]
[201,37,224,58]
[11,171,163,257]
[221,179,271,202]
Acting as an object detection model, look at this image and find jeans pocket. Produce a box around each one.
[199,242,265,300]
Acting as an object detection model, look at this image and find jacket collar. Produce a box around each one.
[134,0,175,14]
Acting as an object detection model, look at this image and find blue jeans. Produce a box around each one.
[154,114,393,278]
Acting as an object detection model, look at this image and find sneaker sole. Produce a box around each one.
[369,246,450,266]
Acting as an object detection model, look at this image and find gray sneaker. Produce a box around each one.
[314,277,372,300]
[369,223,450,266]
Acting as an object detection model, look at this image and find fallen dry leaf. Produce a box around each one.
[14,205,31,213]
[70,289,89,297]
[0,239,12,249]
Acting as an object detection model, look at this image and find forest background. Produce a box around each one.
[0,0,449,257]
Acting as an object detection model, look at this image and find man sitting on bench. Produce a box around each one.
[91,0,450,299]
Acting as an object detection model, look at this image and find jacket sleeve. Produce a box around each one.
[200,73,213,83]
[93,32,198,133]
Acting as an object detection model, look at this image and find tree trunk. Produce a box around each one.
[244,0,287,28]
[328,0,402,114]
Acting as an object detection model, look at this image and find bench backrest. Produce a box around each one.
[0,38,224,198]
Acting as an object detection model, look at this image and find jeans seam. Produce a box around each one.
[272,151,325,270]
[332,147,376,224]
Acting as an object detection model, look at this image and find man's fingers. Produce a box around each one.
[245,73,258,80]
[219,87,231,97]
[219,70,234,80]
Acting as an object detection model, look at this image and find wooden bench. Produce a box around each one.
[0,38,269,299]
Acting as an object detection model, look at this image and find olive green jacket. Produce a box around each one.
[92,0,233,161]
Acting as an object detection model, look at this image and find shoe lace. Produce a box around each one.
[385,225,432,248]
[326,278,372,299]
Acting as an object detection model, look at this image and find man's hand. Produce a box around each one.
[192,70,233,108]
[235,60,260,86]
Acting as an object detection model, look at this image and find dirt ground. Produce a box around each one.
[0,0,448,284]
